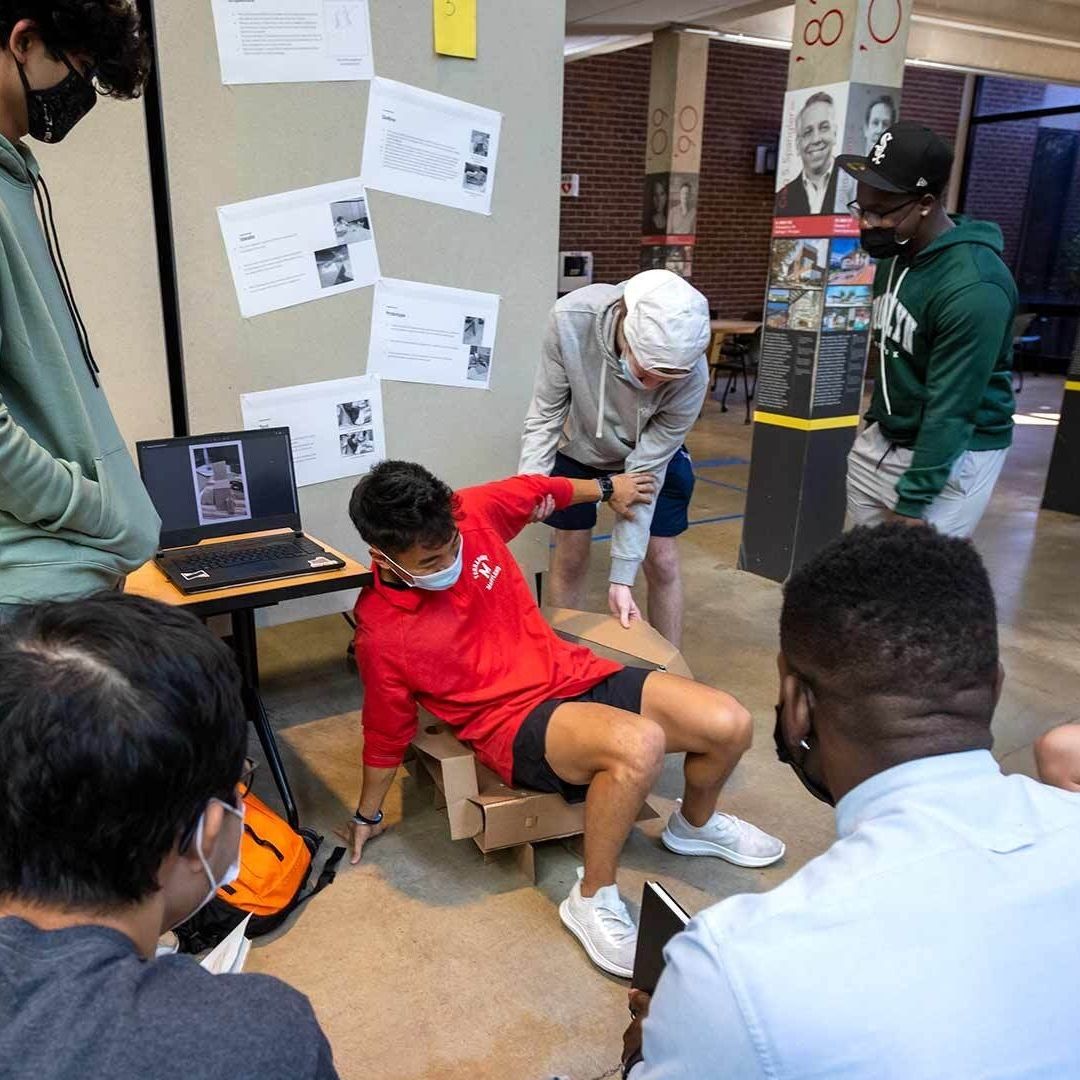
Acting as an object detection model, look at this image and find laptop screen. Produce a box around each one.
[136,428,301,550]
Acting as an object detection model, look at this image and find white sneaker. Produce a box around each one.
[662,809,785,868]
[558,868,637,979]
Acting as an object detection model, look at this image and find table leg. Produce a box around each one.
[231,609,300,830]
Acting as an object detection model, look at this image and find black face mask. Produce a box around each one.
[17,55,97,144]
[773,704,835,807]
[859,227,913,261]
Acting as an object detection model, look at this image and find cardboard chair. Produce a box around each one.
[407,608,693,882]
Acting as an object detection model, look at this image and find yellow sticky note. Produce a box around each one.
[433,0,477,59]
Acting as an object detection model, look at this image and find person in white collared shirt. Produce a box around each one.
[622,523,1080,1079]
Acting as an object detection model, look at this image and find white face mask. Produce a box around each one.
[182,797,244,924]
[381,537,464,592]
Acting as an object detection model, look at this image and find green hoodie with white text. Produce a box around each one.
[867,216,1017,518]
[0,134,160,603]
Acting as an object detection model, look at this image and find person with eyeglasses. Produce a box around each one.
[519,269,711,647]
[0,593,339,1080]
[344,460,784,981]
[836,121,1017,537]
[620,524,1080,1078]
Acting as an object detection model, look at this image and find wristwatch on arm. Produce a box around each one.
[597,476,614,503]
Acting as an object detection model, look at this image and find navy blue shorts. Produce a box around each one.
[544,446,695,536]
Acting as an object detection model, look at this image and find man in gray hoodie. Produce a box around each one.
[520,270,710,646]
[0,3,160,615]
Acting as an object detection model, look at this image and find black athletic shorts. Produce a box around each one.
[544,446,696,536]
[511,666,652,803]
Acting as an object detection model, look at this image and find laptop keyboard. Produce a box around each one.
[175,538,322,573]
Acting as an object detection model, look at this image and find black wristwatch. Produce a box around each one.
[352,808,384,827]
[597,476,614,503]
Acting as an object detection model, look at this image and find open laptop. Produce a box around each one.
[136,427,345,594]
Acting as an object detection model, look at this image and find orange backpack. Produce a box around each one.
[175,791,345,953]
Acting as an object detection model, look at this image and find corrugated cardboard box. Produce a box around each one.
[408,610,691,877]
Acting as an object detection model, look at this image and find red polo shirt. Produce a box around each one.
[353,475,621,784]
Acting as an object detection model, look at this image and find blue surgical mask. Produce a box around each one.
[383,538,463,591]
[620,353,649,391]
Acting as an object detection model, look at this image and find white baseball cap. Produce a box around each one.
[622,269,711,376]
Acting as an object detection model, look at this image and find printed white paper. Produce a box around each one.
[200,916,252,975]
[367,278,500,390]
[210,0,374,85]
[218,179,379,318]
[361,77,502,215]
[240,375,387,487]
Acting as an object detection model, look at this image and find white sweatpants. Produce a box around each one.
[846,423,1008,538]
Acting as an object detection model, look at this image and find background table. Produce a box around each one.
[126,532,372,828]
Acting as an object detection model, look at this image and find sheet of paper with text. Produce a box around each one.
[210,0,374,84]
[367,278,500,390]
[218,179,380,318]
[240,375,387,488]
[361,78,502,215]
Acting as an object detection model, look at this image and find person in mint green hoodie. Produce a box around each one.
[838,121,1017,536]
[0,2,159,612]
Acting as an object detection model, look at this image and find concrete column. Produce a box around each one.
[1042,352,1080,516]
[739,0,913,581]
[640,29,708,279]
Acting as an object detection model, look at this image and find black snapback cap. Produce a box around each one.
[837,121,954,195]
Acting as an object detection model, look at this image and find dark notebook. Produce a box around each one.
[631,881,691,994]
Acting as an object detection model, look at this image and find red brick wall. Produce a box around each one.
[560,42,967,317]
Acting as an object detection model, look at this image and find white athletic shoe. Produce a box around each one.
[662,808,786,867]
[558,869,637,979]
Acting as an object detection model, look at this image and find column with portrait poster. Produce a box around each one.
[640,29,707,279]
[739,0,912,582]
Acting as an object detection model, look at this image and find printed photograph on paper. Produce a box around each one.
[337,398,373,428]
[189,441,251,527]
[827,237,875,285]
[340,428,375,457]
[462,315,485,346]
[462,162,489,193]
[769,237,829,287]
[314,244,355,288]
[467,346,492,384]
[470,130,490,157]
[329,197,372,244]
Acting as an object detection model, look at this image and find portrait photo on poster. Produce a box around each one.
[666,173,698,236]
[190,441,252,528]
[774,81,850,217]
[330,197,372,244]
[337,398,373,428]
[642,172,670,234]
[769,237,829,287]
[836,84,901,208]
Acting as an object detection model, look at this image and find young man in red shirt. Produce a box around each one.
[346,461,785,978]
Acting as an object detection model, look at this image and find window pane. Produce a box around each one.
[976,77,1080,117]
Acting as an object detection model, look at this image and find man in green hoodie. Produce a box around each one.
[837,122,1017,536]
[0,2,160,615]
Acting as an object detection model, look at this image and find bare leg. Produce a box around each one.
[643,536,684,647]
[1034,724,1080,792]
[548,529,593,611]
[639,671,751,826]
[544,703,666,896]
